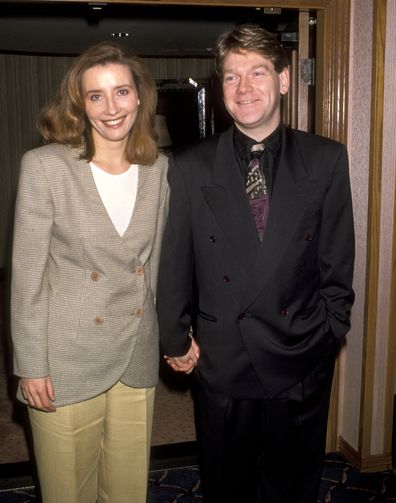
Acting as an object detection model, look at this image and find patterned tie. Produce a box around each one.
[245,143,269,240]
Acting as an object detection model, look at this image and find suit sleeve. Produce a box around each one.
[156,154,195,356]
[11,150,53,378]
[319,144,355,341]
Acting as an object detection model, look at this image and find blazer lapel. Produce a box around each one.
[201,128,260,275]
[241,127,316,309]
[122,163,152,241]
[81,157,146,242]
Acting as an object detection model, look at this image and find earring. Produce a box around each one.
[137,99,141,105]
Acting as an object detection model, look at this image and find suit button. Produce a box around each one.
[295,268,302,276]
[133,265,144,276]
[223,274,231,283]
[238,312,247,320]
[209,235,216,243]
[304,233,312,241]
[133,308,144,317]
[94,316,104,325]
[280,308,288,317]
[91,271,101,281]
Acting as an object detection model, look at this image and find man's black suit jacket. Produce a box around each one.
[157,124,355,399]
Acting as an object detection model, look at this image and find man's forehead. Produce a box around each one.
[223,50,274,70]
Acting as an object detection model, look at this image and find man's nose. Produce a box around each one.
[237,75,252,93]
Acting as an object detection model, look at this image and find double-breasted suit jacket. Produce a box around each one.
[12,143,168,406]
[157,125,354,399]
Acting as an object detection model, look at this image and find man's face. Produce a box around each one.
[222,50,289,140]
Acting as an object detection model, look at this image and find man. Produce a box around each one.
[157,24,354,503]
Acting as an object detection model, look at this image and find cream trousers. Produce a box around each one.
[28,382,155,503]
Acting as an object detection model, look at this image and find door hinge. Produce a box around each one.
[300,58,315,85]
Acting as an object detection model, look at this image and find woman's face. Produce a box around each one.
[82,63,139,148]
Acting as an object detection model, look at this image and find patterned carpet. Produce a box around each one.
[1,453,396,502]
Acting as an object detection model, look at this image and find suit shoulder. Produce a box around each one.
[152,152,168,173]
[288,128,346,153]
[21,143,82,167]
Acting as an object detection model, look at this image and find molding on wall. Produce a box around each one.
[384,0,396,456]
[360,0,387,460]
[338,436,392,473]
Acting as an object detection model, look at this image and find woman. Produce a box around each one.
[11,42,168,503]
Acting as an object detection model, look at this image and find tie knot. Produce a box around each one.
[250,143,265,160]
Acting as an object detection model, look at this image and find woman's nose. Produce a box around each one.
[105,97,118,115]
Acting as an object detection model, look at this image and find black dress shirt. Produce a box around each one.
[233,124,282,196]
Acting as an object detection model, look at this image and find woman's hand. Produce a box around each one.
[164,336,200,374]
[20,376,56,412]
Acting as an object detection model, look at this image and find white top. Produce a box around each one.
[90,162,138,237]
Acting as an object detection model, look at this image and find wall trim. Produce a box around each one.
[360,0,387,459]
[338,436,392,473]
[384,0,396,457]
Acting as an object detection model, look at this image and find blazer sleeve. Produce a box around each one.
[11,150,53,378]
[149,168,169,300]
[156,154,194,357]
[319,144,355,341]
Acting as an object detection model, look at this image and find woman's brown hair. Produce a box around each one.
[38,41,158,165]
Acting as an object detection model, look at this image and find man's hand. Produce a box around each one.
[164,336,200,374]
[20,376,56,412]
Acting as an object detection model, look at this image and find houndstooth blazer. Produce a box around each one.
[11,143,168,407]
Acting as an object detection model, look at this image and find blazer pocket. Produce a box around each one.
[197,309,217,323]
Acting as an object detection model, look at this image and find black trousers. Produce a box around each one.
[194,348,336,503]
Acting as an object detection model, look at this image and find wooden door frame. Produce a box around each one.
[16,0,351,450]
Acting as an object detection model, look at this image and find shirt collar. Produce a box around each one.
[233,124,282,163]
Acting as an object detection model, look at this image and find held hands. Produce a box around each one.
[20,376,56,412]
[164,336,200,374]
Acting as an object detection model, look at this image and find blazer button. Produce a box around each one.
[280,308,288,317]
[238,312,247,320]
[209,235,216,243]
[304,233,313,241]
[133,308,144,317]
[223,274,231,283]
[133,265,144,276]
[295,268,302,276]
[91,271,101,282]
[94,316,104,326]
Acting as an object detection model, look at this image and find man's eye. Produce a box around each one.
[253,68,271,78]
[224,75,237,83]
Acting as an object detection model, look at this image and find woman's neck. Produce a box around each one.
[92,137,131,175]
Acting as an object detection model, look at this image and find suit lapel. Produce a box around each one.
[200,128,260,275]
[241,127,315,309]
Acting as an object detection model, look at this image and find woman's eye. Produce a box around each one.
[89,94,101,102]
[118,88,129,96]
